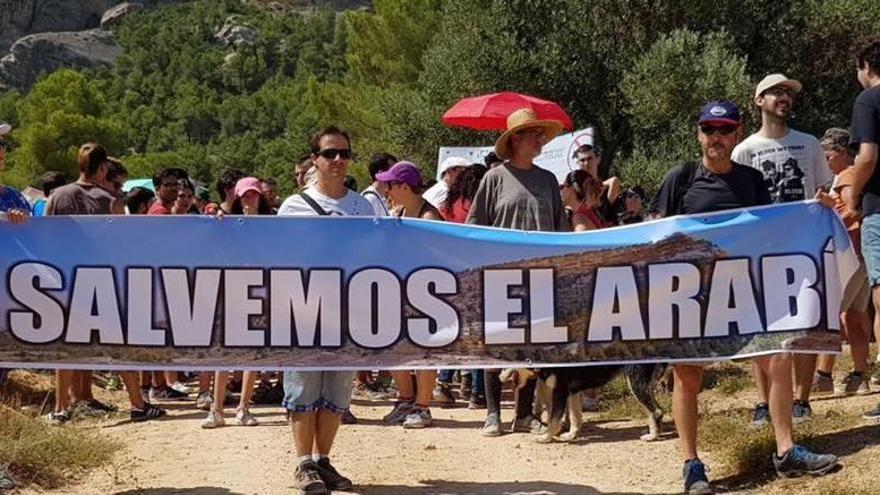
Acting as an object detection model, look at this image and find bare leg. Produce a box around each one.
[238,371,258,410]
[391,371,414,401]
[414,370,436,408]
[313,409,342,455]
[198,372,212,393]
[755,355,795,456]
[816,354,836,374]
[794,354,817,402]
[212,371,228,414]
[120,371,145,409]
[164,371,179,387]
[844,310,870,373]
[672,365,703,461]
[753,361,769,405]
[153,371,167,388]
[76,371,93,401]
[291,412,317,457]
[55,370,74,412]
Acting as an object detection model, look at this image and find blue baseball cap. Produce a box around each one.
[697,100,741,125]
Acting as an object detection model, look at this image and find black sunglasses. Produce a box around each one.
[699,124,737,136]
[316,148,352,160]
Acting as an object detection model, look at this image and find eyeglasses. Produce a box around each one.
[699,124,738,136]
[763,87,793,98]
[316,148,352,160]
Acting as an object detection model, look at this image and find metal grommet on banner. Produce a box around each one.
[106,217,113,224]
[236,217,244,224]
[525,359,533,366]
[375,361,383,367]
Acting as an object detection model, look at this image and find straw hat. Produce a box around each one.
[494,108,564,159]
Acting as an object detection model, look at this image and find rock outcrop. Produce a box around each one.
[214,17,258,48]
[0,30,122,91]
[101,2,145,29]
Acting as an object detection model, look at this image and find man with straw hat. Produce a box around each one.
[467,108,568,437]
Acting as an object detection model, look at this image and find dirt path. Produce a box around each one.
[17,386,880,495]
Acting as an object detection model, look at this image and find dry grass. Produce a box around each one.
[0,371,120,489]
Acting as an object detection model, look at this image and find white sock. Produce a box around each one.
[313,454,328,462]
[298,455,313,466]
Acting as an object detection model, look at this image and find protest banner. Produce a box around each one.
[437,127,596,183]
[0,202,855,371]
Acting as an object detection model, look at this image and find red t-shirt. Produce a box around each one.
[147,202,172,215]
[441,198,472,224]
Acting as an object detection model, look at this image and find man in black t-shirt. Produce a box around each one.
[652,101,837,494]
[847,39,880,420]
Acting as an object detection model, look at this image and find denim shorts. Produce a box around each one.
[861,213,880,287]
[282,371,354,414]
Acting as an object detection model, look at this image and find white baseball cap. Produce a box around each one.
[437,156,473,177]
[0,122,11,137]
[755,74,802,98]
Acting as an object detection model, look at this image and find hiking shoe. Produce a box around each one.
[43,410,71,425]
[811,373,834,395]
[195,390,213,410]
[340,409,357,425]
[402,408,433,429]
[295,460,329,495]
[792,400,812,423]
[200,409,226,429]
[510,414,546,434]
[382,401,413,424]
[235,408,258,426]
[682,458,712,495]
[150,386,188,401]
[480,412,503,437]
[837,372,870,395]
[315,457,352,491]
[862,403,880,420]
[71,400,110,418]
[433,382,456,406]
[131,403,166,423]
[169,381,191,395]
[773,445,839,478]
[750,403,770,428]
[468,395,487,410]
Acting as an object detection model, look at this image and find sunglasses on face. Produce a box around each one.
[699,124,738,136]
[316,148,352,160]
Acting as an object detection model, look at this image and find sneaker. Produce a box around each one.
[837,372,870,395]
[295,460,328,495]
[131,403,166,423]
[402,408,433,429]
[750,403,770,428]
[862,403,880,420]
[196,390,213,410]
[468,395,487,410]
[382,401,413,424]
[773,445,839,478]
[480,412,503,437]
[71,400,110,418]
[43,410,71,425]
[792,400,812,423]
[315,457,352,491]
[150,386,188,401]
[811,373,834,395]
[510,414,546,434]
[200,409,226,429]
[169,381,191,395]
[433,382,456,406]
[235,408,258,426]
[582,397,600,413]
[340,409,357,425]
[682,458,712,495]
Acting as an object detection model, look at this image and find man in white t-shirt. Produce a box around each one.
[731,74,832,428]
[732,74,832,202]
[360,152,396,216]
[277,126,371,495]
[422,156,472,210]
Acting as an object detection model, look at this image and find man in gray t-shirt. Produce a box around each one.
[466,108,567,437]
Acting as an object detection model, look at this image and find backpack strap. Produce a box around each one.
[672,161,699,215]
[299,192,330,216]
[362,190,388,215]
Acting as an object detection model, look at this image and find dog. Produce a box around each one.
[501,364,668,443]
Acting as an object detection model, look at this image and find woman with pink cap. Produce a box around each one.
[201,177,271,428]
[375,161,443,428]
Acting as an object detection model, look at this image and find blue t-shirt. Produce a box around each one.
[0,186,30,214]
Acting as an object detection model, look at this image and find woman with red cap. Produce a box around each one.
[376,161,443,428]
[201,177,271,428]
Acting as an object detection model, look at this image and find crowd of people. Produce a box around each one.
[1,38,880,495]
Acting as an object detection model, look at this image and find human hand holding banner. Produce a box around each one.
[0,201,854,370]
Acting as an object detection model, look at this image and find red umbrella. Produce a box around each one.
[442,92,574,131]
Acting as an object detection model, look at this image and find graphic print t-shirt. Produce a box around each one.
[277,187,373,217]
[731,129,831,203]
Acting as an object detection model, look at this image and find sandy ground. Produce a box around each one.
[15,381,880,495]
